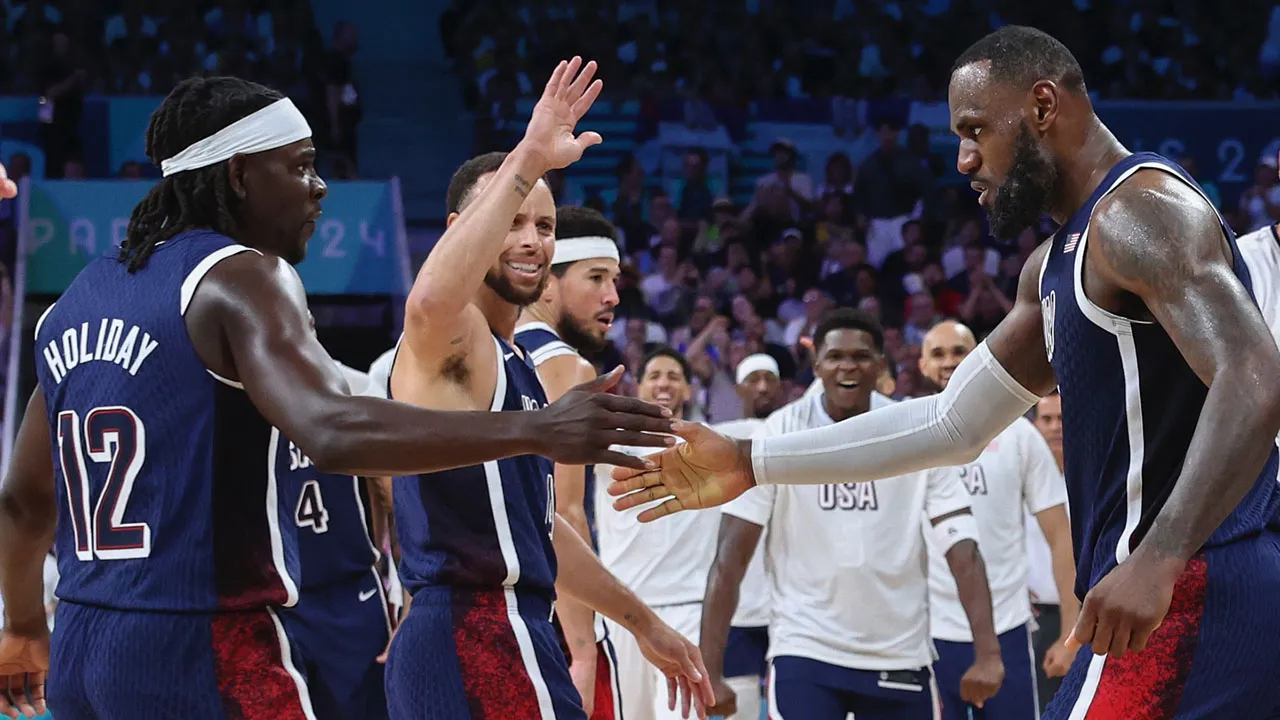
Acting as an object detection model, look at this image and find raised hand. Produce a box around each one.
[634,620,715,719]
[0,629,49,719]
[608,421,755,522]
[521,56,604,171]
[533,366,675,470]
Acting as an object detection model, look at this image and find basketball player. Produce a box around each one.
[381,58,711,719]
[698,353,783,720]
[278,360,394,720]
[700,309,1003,719]
[611,26,1280,718]
[1235,165,1280,432]
[591,346,717,720]
[0,74,676,719]
[918,321,1078,720]
[514,205,625,717]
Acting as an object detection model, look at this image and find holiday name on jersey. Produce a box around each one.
[42,319,160,384]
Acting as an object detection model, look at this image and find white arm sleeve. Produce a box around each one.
[751,342,1041,486]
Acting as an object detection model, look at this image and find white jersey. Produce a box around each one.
[1025,508,1059,605]
[712,417,771,628]
[594,443,721,607]
[367,347,396,399]
[725,391,972,671]
[926,417,1068,641]
[1238,227,1280,389]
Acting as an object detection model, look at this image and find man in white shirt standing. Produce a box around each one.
[704,353,786,720]
[699,309,1005,719]
[918,321,1079,720]
[1028,392,1067,711]
[594,346,714,720]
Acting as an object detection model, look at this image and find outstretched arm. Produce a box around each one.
[1090,174,1280,565]
[189,252,673,475]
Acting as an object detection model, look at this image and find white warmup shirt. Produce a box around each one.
[926,417,1068,642]
[1025,509,1059,606]
[725,391,973,671]
[594,443,722,608]
[712,417,771,629]
[1238,226,1280,365]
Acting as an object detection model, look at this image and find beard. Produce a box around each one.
[484,266,549,306]
[987,122,1058,240]
[558,311,609,354]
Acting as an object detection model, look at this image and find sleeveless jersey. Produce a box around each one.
[35,230,302,612]
[1037,152,1280,598]
[392,334,558,600]
[274,440,379,590]
[513,321,598,542]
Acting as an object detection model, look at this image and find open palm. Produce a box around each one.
[523,56,604,171]
[608,421,755,522]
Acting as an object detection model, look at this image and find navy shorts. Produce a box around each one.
[723,625,769,679]
[1046,534,1280,719]
[281,568,391,720]
[934,623,1038,720]
[47,601,313,720]
[385,588,585,719]
[769,655,939,720]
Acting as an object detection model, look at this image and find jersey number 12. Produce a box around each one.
[57,407,151,561]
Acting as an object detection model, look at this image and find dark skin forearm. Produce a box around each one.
[944,539,1000,657]
[1091,172,1280,564]
[699,515,762,679]
[0,390,57,635]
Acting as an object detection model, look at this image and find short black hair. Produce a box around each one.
[122,76,284,272]
[951,25,1086,95]
[639,345,691,384]
[445,151,509,215]
[813,308,885,354]
[552,206,618,278]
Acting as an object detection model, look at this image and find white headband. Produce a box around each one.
[160,98,312,177]
[736,353,780,385]
[553,236,620,265]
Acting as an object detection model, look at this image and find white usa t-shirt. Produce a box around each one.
[712,417,771,628]
[726,391,972,671]
[926,417,1067,641]
[1237,226,1280,443]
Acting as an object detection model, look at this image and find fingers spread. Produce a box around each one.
[572,80,605,121]
[557,57,583,101]
[600,394,672,419]
[599,452,658,471]
[565,60,598,101]
[611,483,672,510]
[637,498,685,523]
[543,60,567,97]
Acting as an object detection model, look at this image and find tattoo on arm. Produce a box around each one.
[514,174,533,198]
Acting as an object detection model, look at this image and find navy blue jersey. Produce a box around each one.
[392,334,557,599]
[35,230,303,612]
[274,437,379,590]
[1038,152,1280,598]
[513,321,598,544]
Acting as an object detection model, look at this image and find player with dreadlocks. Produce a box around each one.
[0,75,675,719]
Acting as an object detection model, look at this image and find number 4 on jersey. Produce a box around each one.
[296,479,330,534]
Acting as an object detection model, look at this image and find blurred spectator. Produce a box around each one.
[39,32,87,179]
[856,120,929,268]
[324,20,362,178]
[752,139,813,221]
[1240,155,1280,232]
[677,148,714,225]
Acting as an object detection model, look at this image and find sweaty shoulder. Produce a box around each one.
[1090,169,1228,289]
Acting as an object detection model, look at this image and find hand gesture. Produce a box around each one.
[1066,550,1183,659]
[608,421,754,522]
[0,629,49,719]
[959,653,1004,709]
[522,57,604,171]
[706,675,738,717]
[535,366,675,470]
[1042,637,1077,678]
[635,620,715,719]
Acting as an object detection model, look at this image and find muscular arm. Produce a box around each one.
[0,390,56,635]
[1090,174,1280,563]
[1034,505,1080,636]
[552,514,661,636]
[698,515,762,682]
[937,511,1000,659]
[188,252,584,475]
[538,354,600,664]
[746,243,1056,486]
[404,145,549,366]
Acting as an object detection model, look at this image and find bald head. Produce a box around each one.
[919,320,977,389]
